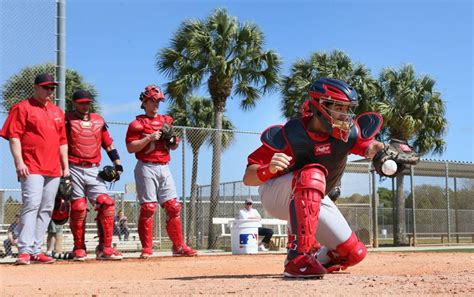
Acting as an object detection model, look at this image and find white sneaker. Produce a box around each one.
[259,244,269,252]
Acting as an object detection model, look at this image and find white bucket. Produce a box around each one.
[230,219,262,255]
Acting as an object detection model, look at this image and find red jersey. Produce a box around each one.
[66,112,114,165]
[0,98,67,177]
[126,114,175,163]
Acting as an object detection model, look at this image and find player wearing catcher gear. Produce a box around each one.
[0,73,69,265]
[66,89,123,261]
[126,84,197,258]
[243,78,388,278]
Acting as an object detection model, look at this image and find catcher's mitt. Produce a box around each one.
[373,139,420,177]
[160,123,178,146]
[98,165,122,182]
[58,175,73,199]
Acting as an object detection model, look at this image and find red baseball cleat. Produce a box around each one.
[31,253,56,264]
[283,254,327,279]
[72,249,87,261]
[172,245,197,257]
[96,247,123,261]
[15,253,31,265]
[140,252,153,259]
[140,248,153,259]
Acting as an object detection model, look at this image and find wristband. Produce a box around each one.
[256,164,274,182]
[107,149,120,162]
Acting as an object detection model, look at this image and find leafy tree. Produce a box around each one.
[1,63,99,112]
[168,96,234,246]
[157,8,281,248]
[281,50,379,119]
[374,64,447,245]
[378,187,393,208]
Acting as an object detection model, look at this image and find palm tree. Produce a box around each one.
[1,63,99,112]
[281,50,379,119]
[157,8,281,248]
[375,64,447,245]
[168,96,234,247]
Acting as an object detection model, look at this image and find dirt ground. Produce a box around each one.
[1,252,473,296]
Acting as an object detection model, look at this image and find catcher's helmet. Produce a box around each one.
[58,175,73,199]
[309,78,358,142]
[51,194,70,225]
[139,85,165,108]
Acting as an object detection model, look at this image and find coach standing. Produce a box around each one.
[0,73,69,265]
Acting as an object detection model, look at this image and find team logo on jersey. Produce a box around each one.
[314,143,332,156]
[80,121,91,128]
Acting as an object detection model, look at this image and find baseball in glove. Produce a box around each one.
[372,139,420,177]
[160,123,178,146]
[98,165,123,182]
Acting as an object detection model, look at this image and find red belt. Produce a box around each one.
[141,160,168,165]
[71,161,100,168]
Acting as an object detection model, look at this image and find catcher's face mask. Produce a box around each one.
[309,78,359,142]
[320,97,357,140]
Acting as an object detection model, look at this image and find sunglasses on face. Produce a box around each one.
[41,85,56,91]
[246,202,252,205]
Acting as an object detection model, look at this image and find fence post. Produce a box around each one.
[371,167,379,248]
[454,177,459,243]
[181,127,187,241]
[445,161,451,244]
[0,190,4,225]
[197,185,203,249]
[232,182,236,218]
[410,165,416,246]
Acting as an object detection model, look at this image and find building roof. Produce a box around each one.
[348,159,474,178]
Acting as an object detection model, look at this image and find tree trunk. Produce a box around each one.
[207,109,223,249]
[187,148,200,246]
[394,175,407,245]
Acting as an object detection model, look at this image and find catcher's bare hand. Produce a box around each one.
[269,153,292,174]
[62,168,70,178]
[147,130,162,141]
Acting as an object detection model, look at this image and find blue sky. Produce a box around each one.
[65,0,473,161]
[0,0,473,197]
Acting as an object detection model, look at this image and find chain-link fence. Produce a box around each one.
[1,123,474,256]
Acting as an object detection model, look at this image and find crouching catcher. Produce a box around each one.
[243,78,389,278]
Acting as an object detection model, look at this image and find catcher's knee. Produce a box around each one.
[335,232,367,267]
[70,197,87,220]
[294,164,327,194]
[95,194,115,216]
[162,199,181,218]
[140,202,157,218]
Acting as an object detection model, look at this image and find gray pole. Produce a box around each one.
[56,0,66,110]
[371,167,379,248]
[454,177,459,243]
[410,165,416,246]
[181,128,187,241]
[0,191,4,225]
[445,161,451,244]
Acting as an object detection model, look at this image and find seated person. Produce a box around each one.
[3,214,20,257]
[238,198,274,252]
[114,210,129,241]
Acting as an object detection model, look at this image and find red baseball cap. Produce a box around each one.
[72,89,93,103]
[34,73,58,86]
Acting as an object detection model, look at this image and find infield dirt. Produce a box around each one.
[1,252,473,296]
